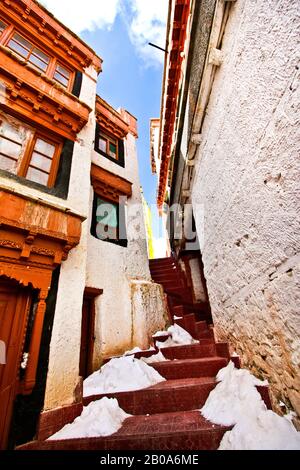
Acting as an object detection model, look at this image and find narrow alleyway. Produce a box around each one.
[17,257,273,450]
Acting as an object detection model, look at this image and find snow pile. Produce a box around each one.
[156,324,199,348]
[141,351,169,363]
[48,398,130,440]
[153,330,169,337]
[201,361,300,450]
[220,409,300,450]
[83,356,166,397]
[124,346,155,356]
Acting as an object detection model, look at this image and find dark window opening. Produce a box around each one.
[91,194,127,247]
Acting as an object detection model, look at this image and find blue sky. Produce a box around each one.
[82,16,163,206]
[43,0,168,217]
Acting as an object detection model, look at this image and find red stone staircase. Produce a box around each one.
[17,257,271,451]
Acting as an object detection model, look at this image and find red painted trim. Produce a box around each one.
[157,0,191,207]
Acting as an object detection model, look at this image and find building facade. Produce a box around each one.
[0,0,167,448]
[154,0,300,421]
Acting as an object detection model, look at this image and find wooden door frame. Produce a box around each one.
[79,287,102,378]
[0,279,32,449]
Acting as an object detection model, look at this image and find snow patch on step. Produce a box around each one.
[48,398,130,440]
[156,324,199,349]
[124,346,156,356]
[153,330,170,337]
[83,356,166,397]
[201,361,300,450]
[141,351,169,363]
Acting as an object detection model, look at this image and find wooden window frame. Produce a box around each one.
[19,131,63,188]
[6,31,50,73]
[94,124,126,168]
[0,21,75,92]
[98,131,119,161]
[0,118,63,188]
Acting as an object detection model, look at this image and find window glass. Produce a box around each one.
[7,33,50,73]
[53,71,69,87]
[95,198,118,241]
[53,63,70,88]
[29,52,49,72]
[34,138,55,157]
[7,38,29,58]
[98,137,106,153]
[30,152,52,173]
[109,142,117,158]
[98,132,118,160]
[26,166,48,186]
[25,137,56,185]
[10,33,31,51]
[0,118,25,173]
[56,63,70,78]
[0,19,7,34]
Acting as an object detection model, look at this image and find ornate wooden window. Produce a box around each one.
[95,124,125,167]
[7,32,50,73]
[0,24,75,91]
[0,112,62,187]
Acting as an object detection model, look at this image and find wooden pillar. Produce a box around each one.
[21,288,49,395]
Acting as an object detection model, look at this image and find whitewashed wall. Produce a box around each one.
[44,66,97,409]
[87,130,167,362]
[191,0,300,417]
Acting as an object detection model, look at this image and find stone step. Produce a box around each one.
[18,410,230,450]
[157,280,186,290]
[150,267,179,277]
[150,357,229,379]
[149,257,175,265]
[83,377,217,415]
[159,342,217,360]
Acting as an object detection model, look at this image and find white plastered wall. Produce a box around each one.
[43,66,97,410]
[191,0,300,416]
[87,130,167,363]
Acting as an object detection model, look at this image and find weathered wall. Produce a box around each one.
[189,258,207,303]
[191,0,300,417]
[87,130,167,363]
[43,66,97,410]
[131,281,169,349]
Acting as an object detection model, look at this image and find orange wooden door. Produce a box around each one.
[0,280,31,449]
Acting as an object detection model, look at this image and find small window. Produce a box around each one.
[0,123,23,172]
[96,131,118,160]
[91,195,127,247]
[7,32,50,73]
[53,63,71,88]
[25,136,57,186]
[0,19,7,35]
[0,112,62,188]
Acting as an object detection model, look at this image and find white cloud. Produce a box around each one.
[41,0,168,67]
[41,0,120,34]
[125,0,168,67]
